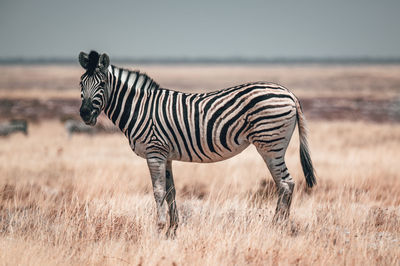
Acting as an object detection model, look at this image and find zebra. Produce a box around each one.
[78,50,316,237]
[64,119,97,138]
[0,120,28,136]
[64,118,120,137]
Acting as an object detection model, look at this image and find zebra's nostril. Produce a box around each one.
[80,106,91,119]
[80,108,88,115]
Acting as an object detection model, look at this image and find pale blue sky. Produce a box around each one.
[1,0,399,59]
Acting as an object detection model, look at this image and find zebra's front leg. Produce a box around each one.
[166,160,179,238]
[146,156,168,233]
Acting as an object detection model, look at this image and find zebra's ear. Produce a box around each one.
[98,53,110,71]
[79,51,89,69]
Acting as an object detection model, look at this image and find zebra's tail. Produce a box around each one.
[295,99,317,188]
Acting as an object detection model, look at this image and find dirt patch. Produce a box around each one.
[0,98,79,122]
[300,97,400,123]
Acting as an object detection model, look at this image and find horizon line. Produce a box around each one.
[1,56,400,65]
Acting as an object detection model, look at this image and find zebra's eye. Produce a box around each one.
[99,82,105,87]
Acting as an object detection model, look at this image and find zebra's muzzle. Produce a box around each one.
[80,105,98,126]
[83,110,98,126]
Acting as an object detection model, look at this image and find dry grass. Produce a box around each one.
[1,64,399,265]
[0,120,399,265]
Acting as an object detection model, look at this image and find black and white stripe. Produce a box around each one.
[103,66,299,164]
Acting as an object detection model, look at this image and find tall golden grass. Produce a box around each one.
[1,120,399,265]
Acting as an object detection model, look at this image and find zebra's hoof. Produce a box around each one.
[165,227,177,239]
[272,211,290,224]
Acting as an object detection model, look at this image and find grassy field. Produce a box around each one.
[0,64,399,265]
[0,120,399,265]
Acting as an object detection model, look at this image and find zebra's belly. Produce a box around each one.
[170,141,251,163]
[130,141,149,159]
[130,138,250,163]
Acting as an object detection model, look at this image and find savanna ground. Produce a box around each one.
[0,64,399,265]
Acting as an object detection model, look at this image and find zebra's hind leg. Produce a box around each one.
[165,160,179,238]
[257,149,295,222]
[146,157,168,233]
[250,112,297,222]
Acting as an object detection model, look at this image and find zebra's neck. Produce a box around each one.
[104,65,159,138]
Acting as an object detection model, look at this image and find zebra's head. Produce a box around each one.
[78,50,110,126]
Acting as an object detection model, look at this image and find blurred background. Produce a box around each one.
[0,1,400,265]
[0,0,399,125]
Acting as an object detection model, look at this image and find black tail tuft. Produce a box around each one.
[296,99,317,188]
[300,140,316,187]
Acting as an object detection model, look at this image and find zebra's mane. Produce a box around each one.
[86,51,100,75]
[111,65,160,89]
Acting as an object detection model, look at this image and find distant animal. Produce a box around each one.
[64,119,96,138]
[64,118,119,137]
[78,50,317,237]
[0,120,28,136]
